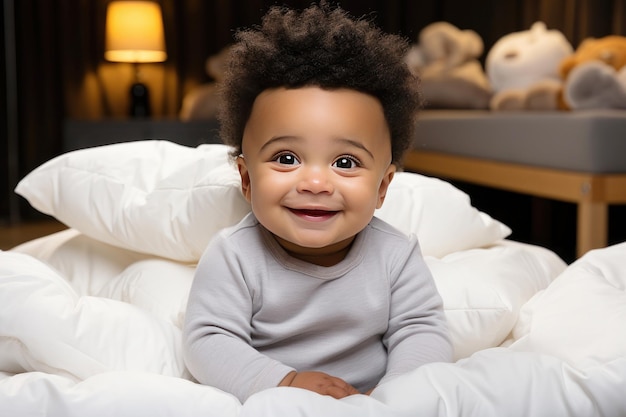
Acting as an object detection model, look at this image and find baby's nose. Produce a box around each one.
[296,166,334,194]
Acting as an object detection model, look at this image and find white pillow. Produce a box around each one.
[376,172,511,257]
[16,140,510,261]
[15,141,251,262]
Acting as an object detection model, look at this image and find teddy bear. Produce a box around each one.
[486,22,573,111]
[560,35,626,110]
[405,21,492,109]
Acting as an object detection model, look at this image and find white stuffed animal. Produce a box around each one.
[486,22,573,110]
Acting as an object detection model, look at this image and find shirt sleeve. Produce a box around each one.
[380,236,453,385]
[182,234,295,402]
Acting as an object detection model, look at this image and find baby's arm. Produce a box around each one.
[380,239,453,385]
[183,235,295,402]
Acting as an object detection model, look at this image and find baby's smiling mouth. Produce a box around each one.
[288,208,339,220]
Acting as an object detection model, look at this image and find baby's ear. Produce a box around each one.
[376,165,396,209]
[236,156,252,202]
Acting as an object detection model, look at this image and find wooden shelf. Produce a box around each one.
[403,150,626,257]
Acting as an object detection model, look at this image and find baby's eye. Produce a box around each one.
[333,156,360,169]
[274,152,300,165]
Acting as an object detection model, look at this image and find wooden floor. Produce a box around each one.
[0,219,67,250]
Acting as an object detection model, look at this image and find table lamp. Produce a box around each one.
[104,0,167,117]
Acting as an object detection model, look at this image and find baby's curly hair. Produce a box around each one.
[218,2,421,166]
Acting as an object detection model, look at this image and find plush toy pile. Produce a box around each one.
[176,23,626,114]
[406,20,626,111]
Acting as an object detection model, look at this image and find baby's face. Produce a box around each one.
[238,87,395,264]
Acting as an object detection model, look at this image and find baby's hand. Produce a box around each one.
[279,371,360,399]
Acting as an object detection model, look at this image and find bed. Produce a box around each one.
[1,140,625,416]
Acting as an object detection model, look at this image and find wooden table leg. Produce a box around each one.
[577,201,608,257]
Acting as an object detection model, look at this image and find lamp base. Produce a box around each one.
[129,82,151,118]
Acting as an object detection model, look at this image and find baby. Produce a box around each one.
[183,3,453,403]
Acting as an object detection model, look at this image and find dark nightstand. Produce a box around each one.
[62,118,222,152]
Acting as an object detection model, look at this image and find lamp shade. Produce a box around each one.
[105,1,167,63]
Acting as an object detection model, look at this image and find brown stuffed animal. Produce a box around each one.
[560,36,626,78]
[405,22,492,109]
[560,36,626,109]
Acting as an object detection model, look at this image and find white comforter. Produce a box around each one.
[1,141,625,416]
[1,234,625,416]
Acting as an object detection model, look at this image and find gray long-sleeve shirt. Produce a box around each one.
[183,213,452,402]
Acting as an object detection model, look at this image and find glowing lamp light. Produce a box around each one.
[104,1,167,116]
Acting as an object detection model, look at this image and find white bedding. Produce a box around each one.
[1,141,625,416]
